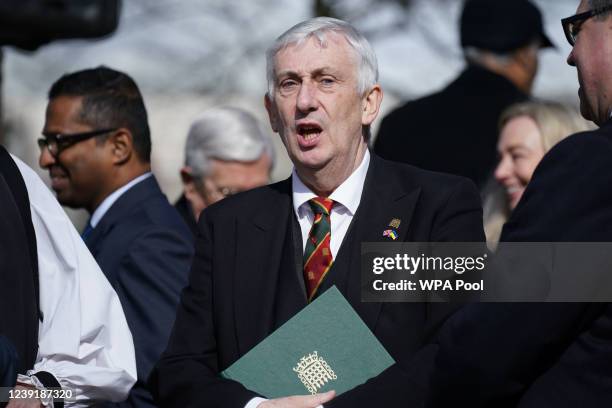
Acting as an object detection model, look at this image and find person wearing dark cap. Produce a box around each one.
[374,0,553,189]
[424,1,612,406]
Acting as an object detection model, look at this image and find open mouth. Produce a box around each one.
[505,186,524,206]
[506,186,521,195]
[296,123,322,147]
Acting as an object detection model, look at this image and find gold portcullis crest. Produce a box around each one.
[293,351,337,394]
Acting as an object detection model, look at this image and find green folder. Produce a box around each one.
[221,286,395,398]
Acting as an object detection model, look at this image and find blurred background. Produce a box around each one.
[1,0,579,225]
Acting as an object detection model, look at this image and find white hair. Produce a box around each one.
[265,17,378,97]
[464,47,513,66]
[464,37,541,67]
[184,107,275,177]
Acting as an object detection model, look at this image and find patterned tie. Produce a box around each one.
[303,197,334,301]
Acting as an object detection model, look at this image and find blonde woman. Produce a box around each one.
[484,101,594,246]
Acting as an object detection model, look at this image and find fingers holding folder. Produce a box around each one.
[258,390,336,408]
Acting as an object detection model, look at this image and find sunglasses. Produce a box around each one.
[562,5,612,46]
[38,128,117,157]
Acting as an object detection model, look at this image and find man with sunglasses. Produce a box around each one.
[425,1,612,407]
[38,66,194,408]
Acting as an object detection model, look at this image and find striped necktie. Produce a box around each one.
[303,197,334,301]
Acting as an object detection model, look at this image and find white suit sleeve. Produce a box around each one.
[12,155,137,406]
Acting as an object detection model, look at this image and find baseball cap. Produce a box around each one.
[461,0,554,53]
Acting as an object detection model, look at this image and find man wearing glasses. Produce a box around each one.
[38,66,194,408]
[176,107,274,235]
[426,1,612,407]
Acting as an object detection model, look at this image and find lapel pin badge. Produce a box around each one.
[383,229,398,240]
[383,218,401,240]
[388,218,401,229]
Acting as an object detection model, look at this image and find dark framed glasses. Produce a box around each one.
[562,5,612,46]
[37,128,117,157]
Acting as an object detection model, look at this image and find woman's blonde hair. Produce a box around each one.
[485,100,594,248]
[498,101,594,151]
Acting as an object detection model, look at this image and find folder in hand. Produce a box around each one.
[221,286,395,398]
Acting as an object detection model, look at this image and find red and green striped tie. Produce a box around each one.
[303,197,334,301]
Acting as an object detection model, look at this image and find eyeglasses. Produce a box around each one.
[562,5,612,46]
[37,128,117,157]
[191,176,241,203]
[202,180,239,200]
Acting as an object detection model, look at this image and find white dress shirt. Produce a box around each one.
[90,172,152,227]
[245,150,370,408]
[12,155,137,407]
[293,150,370,256]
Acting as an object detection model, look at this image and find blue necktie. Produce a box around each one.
[81,222,93,241]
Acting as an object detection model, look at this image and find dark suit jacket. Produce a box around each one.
[0,335,18,389]
[85,176,194,408]
[174,194,198,236]
[0,147,39,376]
[427,122,612,407]
[374,65,527,188]
[150,154,485,408]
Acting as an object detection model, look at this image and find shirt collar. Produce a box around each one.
[90,172,153,227]
[292,150,370,216]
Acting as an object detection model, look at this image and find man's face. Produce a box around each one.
[184,155,271,220]
[39,95,112,212]
[567,0,612,125]
[265,33,379,178]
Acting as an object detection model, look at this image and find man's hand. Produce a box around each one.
[6,384,44,408]
[258,390,336,408]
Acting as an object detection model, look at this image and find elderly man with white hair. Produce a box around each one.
[175,107,274,235]
[151,17,484,408]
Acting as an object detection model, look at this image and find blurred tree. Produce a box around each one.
[314,0,415,19]
[107,0,294,96]
[310,0,453,44]
[314,0,336,18]
[311,0,459,59]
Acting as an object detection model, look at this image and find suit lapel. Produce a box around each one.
[231,156,423,349]
[345,155,421,330]
[85,176,161,254]
[84,219,107,255]
[233,179,306,355]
